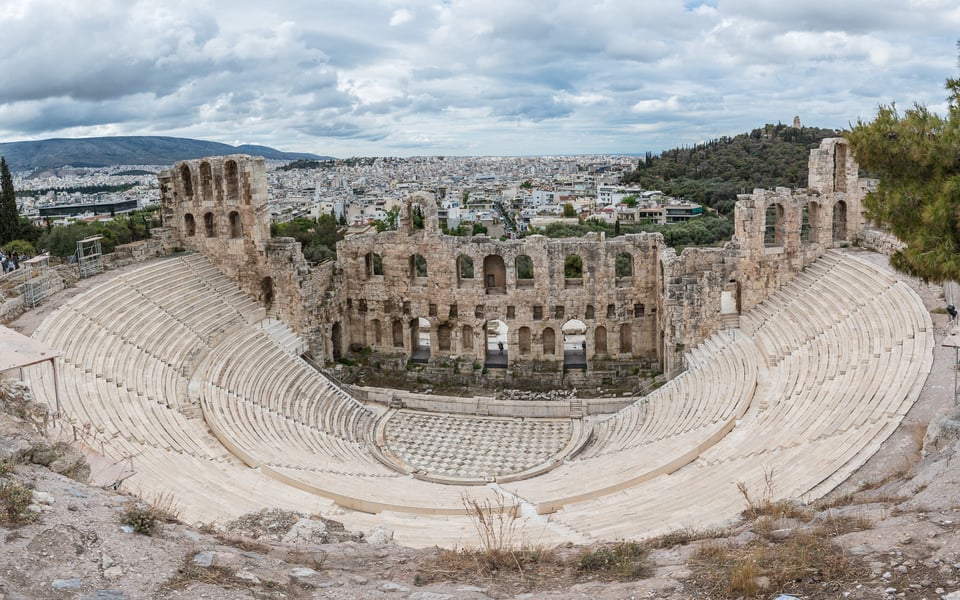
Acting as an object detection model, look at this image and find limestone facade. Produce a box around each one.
[156,138,872,388]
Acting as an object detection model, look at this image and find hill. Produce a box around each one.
[621,123,840,213]
[0,136,332,171]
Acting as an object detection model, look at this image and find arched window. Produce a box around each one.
[486,320,508,366]
[437,324,452,351]
[225,160,240,203]
[392,319,404,347]
[184,213,196,237]
[461,325,474,351]
[833,200,847,241]
[564,254,583,287]
[457,254,474,285]
[543,327,556,355]
[516,255,534,287]
[595,326,607,354]
[807,201,820,245]
[204,212,216,237]
[228,211,242,238]
[372,319,382,345]
[411,317,430,361]
[410,254,427,279]
[483,255,506,294]
[179,164,193,199]
[200,161,213,201]
[615,252,633,278]
[518,326,531,354]
[585,304,595,320]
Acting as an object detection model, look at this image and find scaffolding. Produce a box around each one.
[22,254,50,308]
[76,235,104,278]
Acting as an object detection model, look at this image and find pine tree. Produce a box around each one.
[0,157,20,245]
[847,61,960,281]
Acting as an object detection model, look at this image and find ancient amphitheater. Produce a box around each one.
[20,139,934,548]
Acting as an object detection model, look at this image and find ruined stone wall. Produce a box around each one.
[159,155,316,335]
[333,194,665,383]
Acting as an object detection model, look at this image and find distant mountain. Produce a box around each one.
[0,136,332,171]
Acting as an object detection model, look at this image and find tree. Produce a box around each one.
[374,206,400,232]
[0,157,20,245]
[562,202,577,218]
[846,65,960,281]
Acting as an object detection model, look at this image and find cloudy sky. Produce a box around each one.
[0,0,957,157]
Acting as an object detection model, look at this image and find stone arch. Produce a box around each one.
[615,252,633,278]
[204,212,216,237]
[392,319,404,348]
[228,211,242,238]
[371,319,382,346]
[516,255,534,287]
[564,254,583,287]
[543,327,556,355]
[483,255,506,293]
[485,319,508,367]
[457,254,474,286]
[833,200,847,242]
[585,304,595,319]
[411,317,430,362]
[562,319,587,368]
[260,277,274,308]
[595,325,608,354]
[179,164,193,199]
[200,161,213,201]
[400,193,439,233]
[806,201,821,244]
[331,322,342,362]
[619,323,633,354]
[764,203,784,247]
[225,159,240,203]
[437,323,452,351]
[184,213,196,237]
[461,324,474,352]
[410,254,427,280]
[519,326,532,355]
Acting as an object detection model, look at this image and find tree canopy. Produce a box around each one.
[270,214,342,263]
[0,157,20,245]
[846,70,960,281]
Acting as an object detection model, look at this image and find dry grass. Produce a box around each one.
[0,478,36,525]
[123,490,182,536]
[737,468,813,521]
[577,541,652,579]
[690,526,867,598]
[462,491,522,553]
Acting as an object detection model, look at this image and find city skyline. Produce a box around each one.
[0,0,957,157]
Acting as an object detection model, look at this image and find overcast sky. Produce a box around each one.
[0,0,956,157]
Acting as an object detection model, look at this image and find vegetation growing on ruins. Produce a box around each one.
[270,214,342,263]
[847,66,960,281]
[37,207,160,258]
[621,124,839,213]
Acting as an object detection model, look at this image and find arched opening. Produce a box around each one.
[543,327,556,356]
[364,252,383,278]
[184,213,196,237]
[371,319,382,346]
[204,212,216,237]
[483,255,506,294]
[200,161,213,201]
[595,325,608,355]
[563,319,587,368]
[461,325,474,352]
[225,159,240,203]
[564,254,583,287]
[408,200,427,230]
[485,319,508,368]
[411,317,430,362]
[619,323,633,355]
[764,203,784,247]
[457,254,474,287]
[410,254,427,280]
[516,255,534,288]
[260,277,274,309]
[518,326,532,355]
[833,200,847,242]
[179,164,193,199]
[392,319,404,348]
[331,322,342,362]
[585,304,595,320]
[615,252,633,283]
[228,211,242,238]
[437,323,452,351]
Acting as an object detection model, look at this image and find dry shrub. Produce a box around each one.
[690,528,865,598]
[123,490,182,536]
[737,469,812,521]
[0,479,35,525]
[818,511,873,536]
[462,491,522,552]
[646,527,728,549]
[578,541,652,579]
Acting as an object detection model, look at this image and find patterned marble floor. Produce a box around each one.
[383,411,572,479]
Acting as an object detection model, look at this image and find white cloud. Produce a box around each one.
[389,8,414,26]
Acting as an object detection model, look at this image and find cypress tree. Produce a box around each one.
[0,157,20,245]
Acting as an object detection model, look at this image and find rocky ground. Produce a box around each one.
[4,252,960,599]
